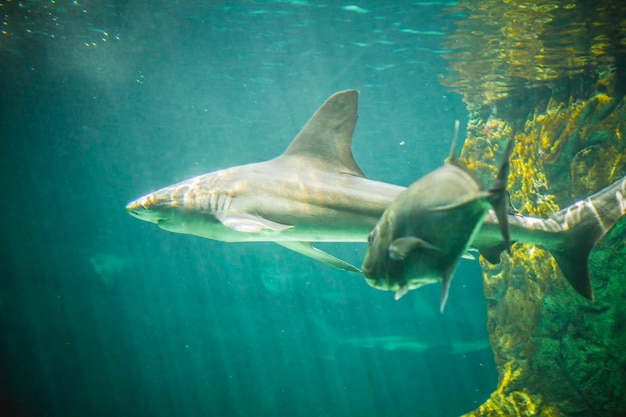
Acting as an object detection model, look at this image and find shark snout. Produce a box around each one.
[126,197,148,213]
[126,200,144,213]
[125,197,161,223]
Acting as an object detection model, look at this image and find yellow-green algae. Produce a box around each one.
[441,0,626,415]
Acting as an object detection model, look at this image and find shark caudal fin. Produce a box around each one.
[280,89,366,177]
[547,175,626,299]
[487,140,515,254]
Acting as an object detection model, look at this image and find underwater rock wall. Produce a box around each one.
[441,0,626,415]
[461,93,626,417]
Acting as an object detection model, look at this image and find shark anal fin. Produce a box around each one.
[216,213,294,233]
[389,237,439,261]
[276,241,362,273]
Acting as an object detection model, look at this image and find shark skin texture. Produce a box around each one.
[126,90,626,304]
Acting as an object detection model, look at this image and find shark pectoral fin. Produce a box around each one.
[276,242,362,273]
[389,237,439,261]
[217,213,294,233]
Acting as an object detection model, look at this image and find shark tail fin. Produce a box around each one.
[487,140,515,254]
[545,175,626,300]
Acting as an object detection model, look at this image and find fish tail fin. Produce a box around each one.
[546,175,626,300]
[488,140,515,254]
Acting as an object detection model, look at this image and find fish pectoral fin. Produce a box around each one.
[389,237,440,261]
[216,213,294,233]
[276,242,362,273]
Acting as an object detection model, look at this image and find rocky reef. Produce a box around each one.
[442,1,626,415]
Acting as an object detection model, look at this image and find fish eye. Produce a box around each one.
[368,228,377,245]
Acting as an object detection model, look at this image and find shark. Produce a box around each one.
[361,121,515,311]
[340,335,491,356]
[308,315,491,356]
[126,90,626,304]
[126,90,404,272]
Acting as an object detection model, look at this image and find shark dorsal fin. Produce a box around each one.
[280,90,366,177]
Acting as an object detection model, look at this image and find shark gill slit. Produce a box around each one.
[210,191,218,214]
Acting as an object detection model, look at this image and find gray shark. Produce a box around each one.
[126,90,626,303]
[361,122,515,311]
[309,315,491,355]
[340,335,491,355]
[126,90,404,272]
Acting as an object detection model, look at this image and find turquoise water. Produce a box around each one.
[1,1,496,416]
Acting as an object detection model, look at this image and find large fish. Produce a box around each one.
[126,90,626,302]
[362,122,514,311]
